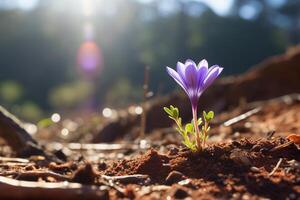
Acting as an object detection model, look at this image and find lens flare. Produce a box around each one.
[77,41,103,78]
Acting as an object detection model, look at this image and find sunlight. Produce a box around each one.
[82,0,94,17]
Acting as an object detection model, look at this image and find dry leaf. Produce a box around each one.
[287,134,300,145]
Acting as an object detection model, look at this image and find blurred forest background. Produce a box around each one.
[0,0,299,122]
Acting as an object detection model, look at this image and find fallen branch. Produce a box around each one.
[0,170,70,182]
[102,174,149,184]
[0,176,108,200]
[0,106,49,158]
[0,156,29,163]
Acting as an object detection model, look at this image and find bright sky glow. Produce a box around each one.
[139,0,234,16]
[1,0,234,16]
[196,0,234,16]
[239,1,262,20]
[82,0,94,17]
[0,0,38,10]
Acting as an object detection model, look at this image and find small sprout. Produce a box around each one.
[185,123,193,133]
[203,111,214,122]
[164,59,223,151]
[164,105,215,151]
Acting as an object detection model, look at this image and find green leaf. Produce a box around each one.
[203,110,214,121]
[185,123,193,133]
[197,118,202,125]
[163,107,173,116]
[173,107,179,119]
[178,117,182,126]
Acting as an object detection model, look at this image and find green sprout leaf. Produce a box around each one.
[173,107,179,119]
[197,118,202,125]
[164,105,215,152]
[185,123,193,133]
[163,107,173,116]
[203,111,214,122]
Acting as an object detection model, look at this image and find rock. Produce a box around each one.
[230,149,252,166]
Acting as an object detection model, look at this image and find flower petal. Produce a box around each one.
[203,65,223,90]
[198,59,208,69]
[184,61,198,89]
[185,59,197,68]
[166,67,188,93]
[197,68,208,90]
[176,61,186,79]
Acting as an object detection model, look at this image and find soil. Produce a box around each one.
[104,138,300,199]
[0,136,299,199]
[0,95,299,199]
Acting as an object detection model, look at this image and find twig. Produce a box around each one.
[0,170,71,181]
[0,156,29,163]
[65,143,139,151]
[0,163,33,167]
[269,141,294,152]
[223,107,261,126]
[100,179,126,194]
[0,176,108,200]
[268,158,283,177]
[102,174,149,184]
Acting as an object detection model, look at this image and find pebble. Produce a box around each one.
[230,150,251,166]
[250,166,260,173]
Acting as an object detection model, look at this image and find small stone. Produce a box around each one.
[250,166,260,173]
[230,150,251,166]
[178,179,193,187]
[165,171,185,185]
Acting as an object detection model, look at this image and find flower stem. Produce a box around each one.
[202,121,207,148]
[192,106,202,151]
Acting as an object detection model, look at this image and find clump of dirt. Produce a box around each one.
[105,137,300,199]
[105,149,170,182]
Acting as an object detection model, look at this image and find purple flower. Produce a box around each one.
[166,59,223,109]
[166,59,223,151]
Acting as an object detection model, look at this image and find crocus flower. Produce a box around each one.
[166,59,223,150]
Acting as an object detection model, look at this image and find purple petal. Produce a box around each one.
[196,59,209,90]
[185,59,197,68]
[176,61,186,79]
[198,59,208,69]
[184,61,198,89]
[197,66,208,89]
[166,67,188,93]
[203,65,223,90]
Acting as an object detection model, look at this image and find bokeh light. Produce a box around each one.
[51,113,61,123]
